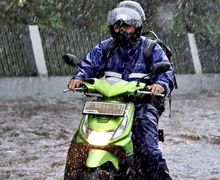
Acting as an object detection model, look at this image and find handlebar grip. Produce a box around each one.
[63,87,84,93]
[137,90,165,97]
[63,89,70,93]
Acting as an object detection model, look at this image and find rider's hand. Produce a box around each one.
[68,79,82,91]
[147,84,165,95]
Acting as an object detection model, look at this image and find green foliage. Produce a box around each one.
[0,0,219,45]
[60,0,117,29]
[0,0,64,28]
[172,0,220,45]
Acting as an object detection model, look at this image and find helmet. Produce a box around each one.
[107,1,145,46]
[117,1,146,22]
[107,7,143,28]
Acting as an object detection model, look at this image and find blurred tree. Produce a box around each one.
[137,0,166,31]
[60,0,117,32]
[0,0,63,28]
[173,0,220,45]
[0,0,219,44]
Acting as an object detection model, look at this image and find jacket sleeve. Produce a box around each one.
[151,44,175,94]
[73,40,109,81]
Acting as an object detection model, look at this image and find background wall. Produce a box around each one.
[0,25,219,77]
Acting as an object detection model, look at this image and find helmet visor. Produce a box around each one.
[117,1,146,21]
[107,7,142,28]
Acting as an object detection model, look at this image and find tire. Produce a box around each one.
[84,168,115,180]
[65,166,116,180]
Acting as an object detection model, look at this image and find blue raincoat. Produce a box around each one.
[73,36,174,178]
[74,36,174,94]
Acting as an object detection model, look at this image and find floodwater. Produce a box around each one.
[0,91,220,180]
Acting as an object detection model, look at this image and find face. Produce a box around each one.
[113,23,135,33]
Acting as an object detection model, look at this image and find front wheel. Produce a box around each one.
[65,167,115,180]
[84,167,115,180]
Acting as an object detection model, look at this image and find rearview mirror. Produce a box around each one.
[62,54,79,67]
[152,62,171,75]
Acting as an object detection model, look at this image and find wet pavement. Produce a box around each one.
[0,91,220,180]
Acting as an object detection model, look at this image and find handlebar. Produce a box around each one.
[63,88,164,97]
[63,89,70,93]
[137,90,165,97]
[63,87,84,93]
[63,88,102,97]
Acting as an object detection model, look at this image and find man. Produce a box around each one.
[67,1,174,179]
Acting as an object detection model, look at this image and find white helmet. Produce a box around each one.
[107,6,143,28]
[107,1,145,46]
[117,1,146,22]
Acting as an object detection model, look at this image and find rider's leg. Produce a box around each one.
[132,103,172,180]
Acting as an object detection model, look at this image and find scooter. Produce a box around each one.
[63,54,170,180]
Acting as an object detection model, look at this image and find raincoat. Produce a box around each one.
[74,36,174,94]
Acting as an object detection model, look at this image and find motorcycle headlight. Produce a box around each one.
[87,131,113,146]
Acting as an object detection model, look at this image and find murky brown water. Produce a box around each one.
[0,91,220,180]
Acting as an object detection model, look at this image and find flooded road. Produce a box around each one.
[0,91,220,180]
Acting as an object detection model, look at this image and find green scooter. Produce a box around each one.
[63,54,169,180]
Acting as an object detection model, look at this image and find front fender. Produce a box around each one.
[86,149,119,170]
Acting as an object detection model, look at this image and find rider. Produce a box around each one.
[68,1,174,179]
